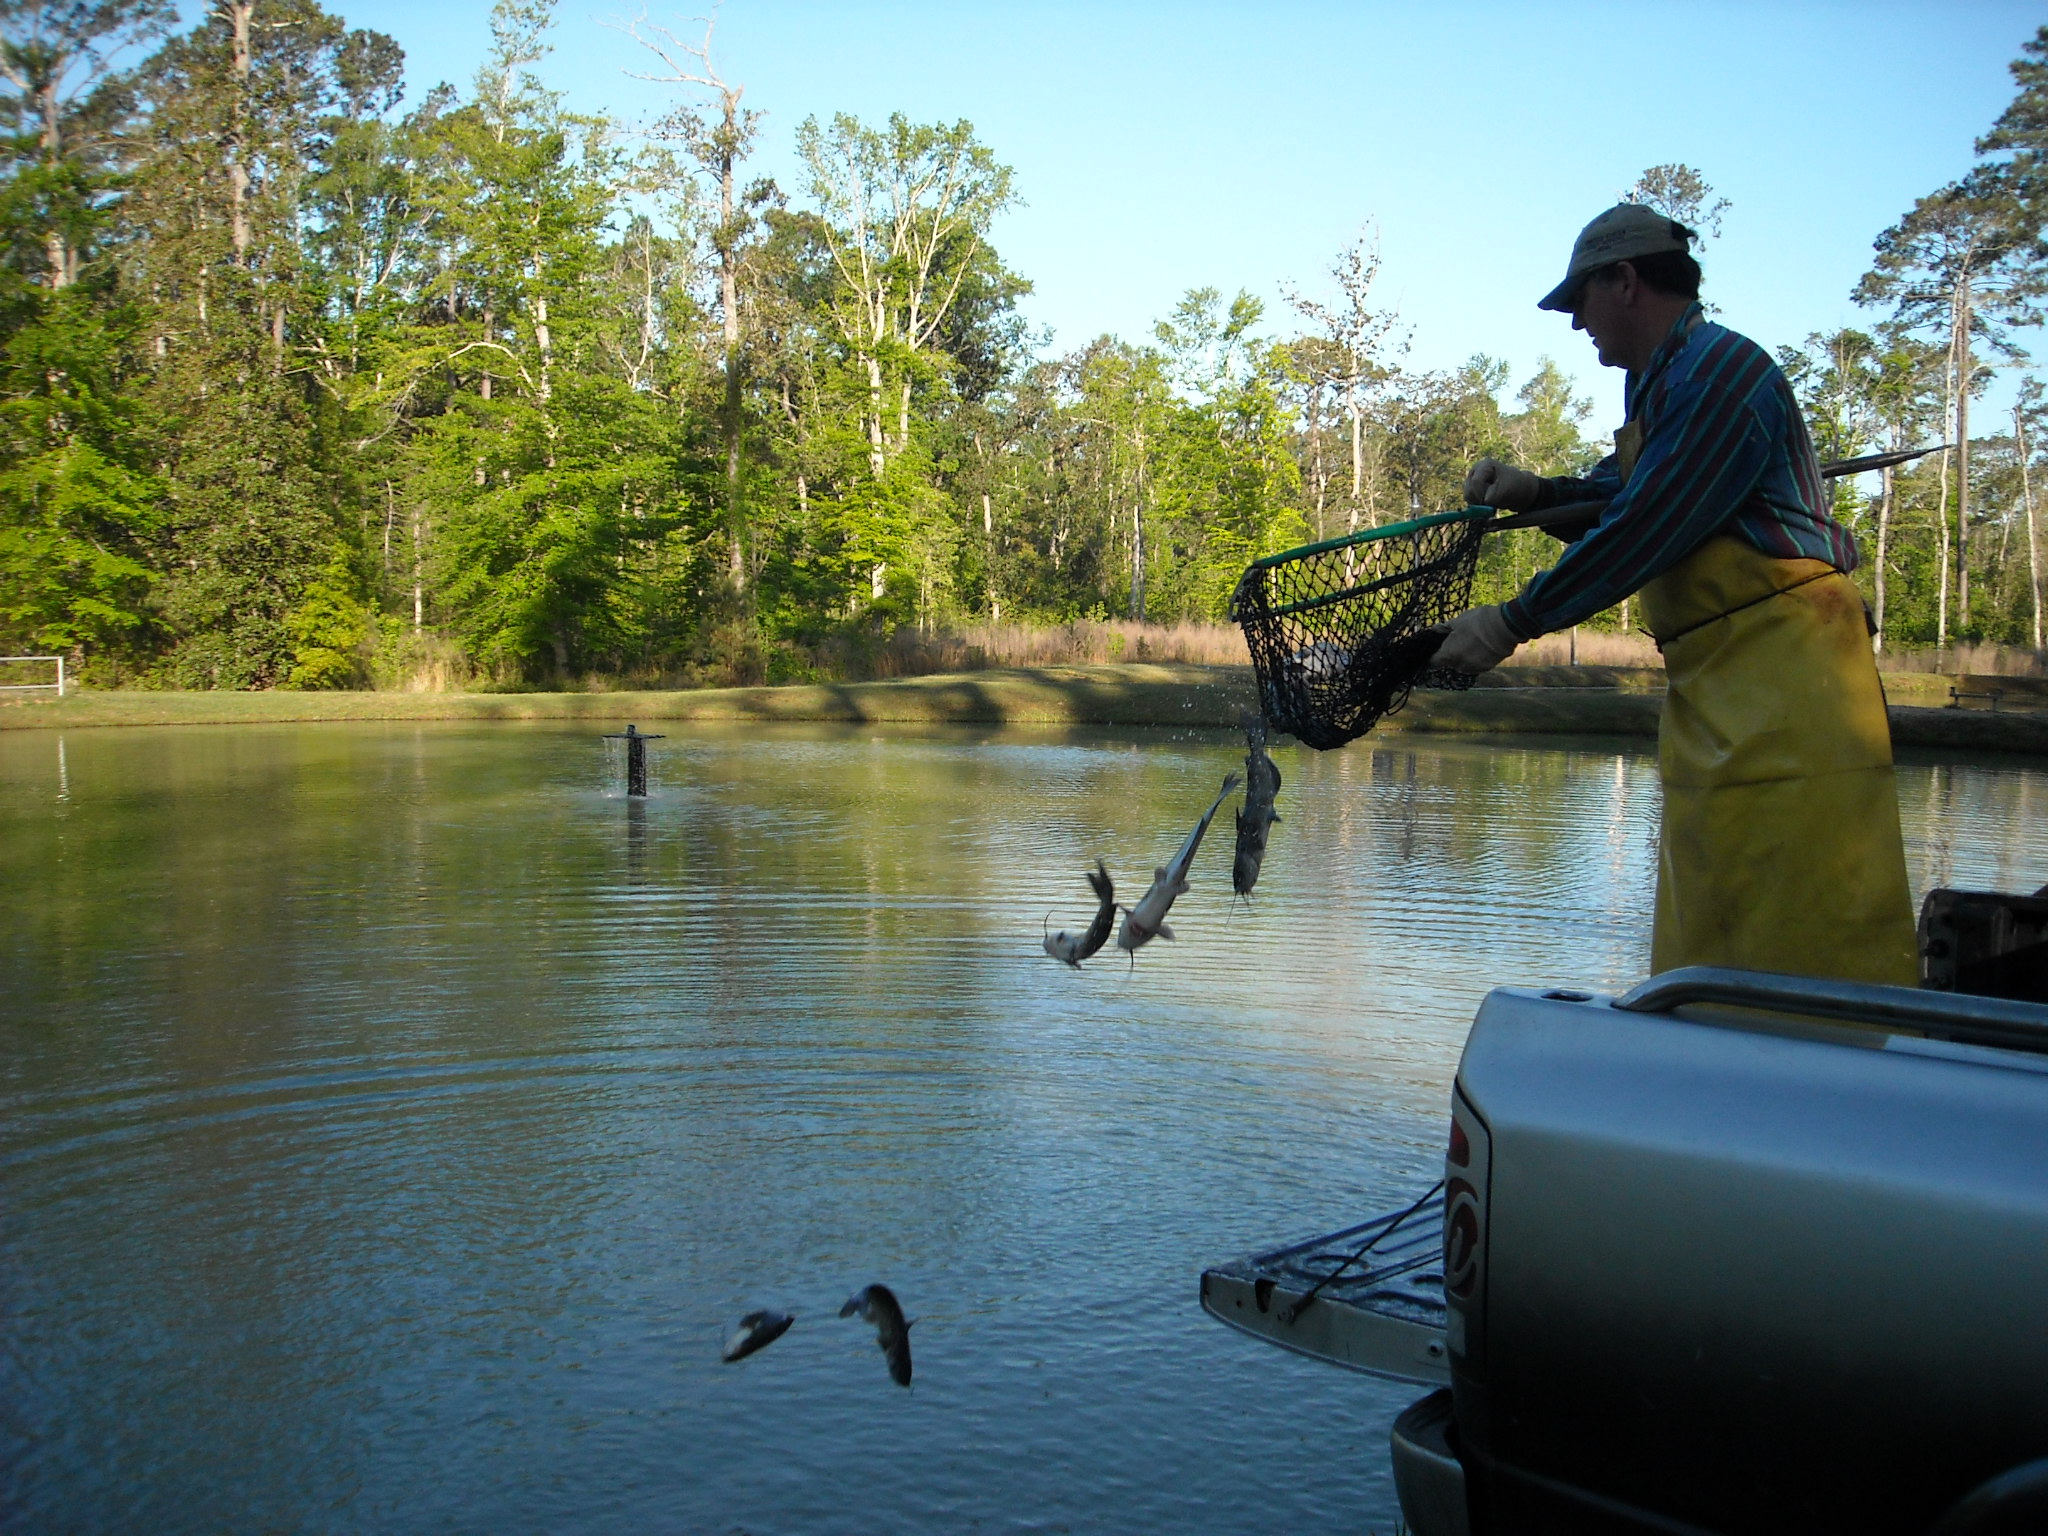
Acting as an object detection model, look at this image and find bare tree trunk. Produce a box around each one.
[864,353,885,477]
[1364,427,1381,528]
[2021,402,2042,651]
[533,280,557,469]
[1307,378,1327,542]
[411,503,424,632]
[725,374,744,588]
[1129,419,1147,620]
[1937,330,1956,652]
[36,75,71,289]
[1956,284,1974,632]
[532,288,552,401]
[1875,455,1894,652]
[479,305,493,400]
[1997,477,2016,574]
[1936,444,1952,653]
[716,115,744,592]
[224,1,253,268]
[982,489,999,622]
[1346,378,1362,533]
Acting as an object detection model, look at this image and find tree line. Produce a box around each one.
[0,2,2043,689]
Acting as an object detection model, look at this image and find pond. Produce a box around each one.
[3,721,2045,1533]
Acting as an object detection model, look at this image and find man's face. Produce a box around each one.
[1568,269,1628,369]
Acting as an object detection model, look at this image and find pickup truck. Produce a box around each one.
[1203,963,2048,1535]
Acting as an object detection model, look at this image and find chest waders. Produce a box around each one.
[1617,424,1920,985]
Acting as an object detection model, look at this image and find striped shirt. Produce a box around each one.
[1500,303,1857,641]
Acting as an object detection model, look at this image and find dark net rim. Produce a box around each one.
[1231,508,1490,750]
[1241,504,1494,577]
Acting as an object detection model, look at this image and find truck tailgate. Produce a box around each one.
[1200,1190,1450,1386]
[1455,977,2048,1534]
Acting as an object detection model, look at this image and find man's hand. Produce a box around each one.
[1430,604,1522,676]
[1464,458,1542,511]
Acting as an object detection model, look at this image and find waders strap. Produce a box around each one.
[1650,568,1839,651]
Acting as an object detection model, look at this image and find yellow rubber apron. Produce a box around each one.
[1636,535,1919,985]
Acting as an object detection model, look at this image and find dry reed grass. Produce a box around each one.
[1505,629,1661,669]
[862,620,1253,676]
[1509,631,2048,677]
[1880,642,2048,677]
[360,615,2048,693]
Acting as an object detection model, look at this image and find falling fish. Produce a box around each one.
[840,1283,913,1387]
[722,1309,795,1363]
[1231,716,1283,902]
[1117,772,1243,958]
[1044,859,1116,967]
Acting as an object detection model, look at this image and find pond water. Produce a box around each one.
[3,721,2045,1534]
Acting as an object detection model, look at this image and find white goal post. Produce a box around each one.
[0,656,65,696]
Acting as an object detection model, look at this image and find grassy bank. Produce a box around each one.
[0,665,1259,731]
[4,663,2044,755]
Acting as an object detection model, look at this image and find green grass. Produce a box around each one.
[0,664,1263,731]
[5,663,2043,756]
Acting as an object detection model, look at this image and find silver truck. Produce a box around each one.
[1203,964,2048,1535]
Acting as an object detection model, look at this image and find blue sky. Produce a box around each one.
[298,0,2033,425]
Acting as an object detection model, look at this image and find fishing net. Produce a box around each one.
[1229,507,1490,751]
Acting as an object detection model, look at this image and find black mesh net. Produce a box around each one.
[1229,508,1488,751]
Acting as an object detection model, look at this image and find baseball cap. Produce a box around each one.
[1537,204,1696,312]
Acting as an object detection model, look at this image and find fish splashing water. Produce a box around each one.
[1044,859,1115,966]
[1117,771,1243,960]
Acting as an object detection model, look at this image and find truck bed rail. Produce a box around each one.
[1615,965,2048,1056]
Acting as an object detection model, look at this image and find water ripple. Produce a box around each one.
[1,723,2042,1533]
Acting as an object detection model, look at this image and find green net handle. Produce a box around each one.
[1248,505,1495,572]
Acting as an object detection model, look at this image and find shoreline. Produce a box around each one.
[3,663,2043,756]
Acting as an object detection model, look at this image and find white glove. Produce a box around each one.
[1430,604,1522,676]
[1463,458,1543,511]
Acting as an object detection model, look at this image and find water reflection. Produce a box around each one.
[0,722,2043,1533]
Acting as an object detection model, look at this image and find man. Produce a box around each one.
[1431,204,1917,986]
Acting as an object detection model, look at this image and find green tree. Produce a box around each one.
[1619,162,1729,239]
[1477,358,1596,614]
[0,1,172,291]
[1976,24,2048,238]
[0,285,158,664]
[0,4,171,673]
[1150,288,1304,617]
[120,0,385,686]
[793,110,1018,621]
[1497,356,1594,476]
[1856,173,2035,643]
[610,9,767,595]
[1284,227,1405,535]
[394,0,696,680]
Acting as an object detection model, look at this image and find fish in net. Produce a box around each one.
[1229,507,1492,751]
[1230,447,1936,752]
